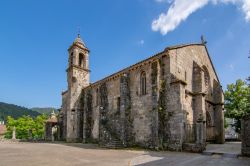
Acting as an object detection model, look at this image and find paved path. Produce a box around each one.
[205,142,241,155]
[0,142,249,166]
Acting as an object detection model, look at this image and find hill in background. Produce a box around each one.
[0,102,40,122]
[31,107,58,115]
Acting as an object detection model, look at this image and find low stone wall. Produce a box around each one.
[241,115,250,157]
[183,143,206,153]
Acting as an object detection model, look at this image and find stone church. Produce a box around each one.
[58,34,225,151]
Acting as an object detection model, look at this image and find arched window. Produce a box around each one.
[140,72,146,95]
[79,53,84,68]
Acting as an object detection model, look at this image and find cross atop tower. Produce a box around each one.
[201,35,207,45]
[77,26,81,38]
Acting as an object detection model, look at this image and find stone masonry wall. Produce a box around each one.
[63,44,224,150]
[168,45,224,144]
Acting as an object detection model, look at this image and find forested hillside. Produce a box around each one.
[31,107,58,115]
[0,102,40,122]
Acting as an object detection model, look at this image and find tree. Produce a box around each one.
[33,114,48,139]
[224,79,250,132]
[247,76,250,86]
[5,114,48,139]
[4,116,17,139]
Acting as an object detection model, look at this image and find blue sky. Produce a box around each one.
[0,0,249,108]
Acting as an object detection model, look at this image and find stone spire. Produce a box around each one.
[74,33,84,44]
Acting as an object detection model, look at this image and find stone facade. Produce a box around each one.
[45,111,58,141]
[58,35,225,151]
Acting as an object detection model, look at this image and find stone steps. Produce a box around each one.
[101,139,124,149]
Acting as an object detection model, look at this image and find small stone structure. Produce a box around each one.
[12,127,16,140]
[56,34,225,151]
[242,115,250,157]
[45,111,58,141]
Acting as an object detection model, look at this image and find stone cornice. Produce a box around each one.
[61,90,68,95]
[185,90,206,96]
[185,90,224,105]
[205,99,224,106]
[170,79,187,86]
[68,43,89,52]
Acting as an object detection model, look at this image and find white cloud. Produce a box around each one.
[229,64,235,70]
[212,0,238,4]
[138,40,145,46]
[242,0,250,21]
[155,0,172,3]
[152,0,209,35]
[152,0,250,35]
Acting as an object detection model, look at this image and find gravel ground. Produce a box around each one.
[0,142,249,166]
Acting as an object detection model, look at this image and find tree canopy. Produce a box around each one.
[224,79,250,132]
[5,114,48,140]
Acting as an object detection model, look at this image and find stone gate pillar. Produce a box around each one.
[242,115,250,157]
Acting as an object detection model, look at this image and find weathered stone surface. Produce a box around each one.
[242,115,250,157]
[58,37,225,152]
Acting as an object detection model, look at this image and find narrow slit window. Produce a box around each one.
[141,72,146,95]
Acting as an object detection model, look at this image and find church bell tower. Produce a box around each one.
[66,34,90,142]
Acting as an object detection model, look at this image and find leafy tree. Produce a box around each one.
[224,79,250,132]
[224,118,229,129]
[33,114,48,139]
[5,114,48,140]
[16,116,34,139]
[4,116,17,139]
[247,77,250,86]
